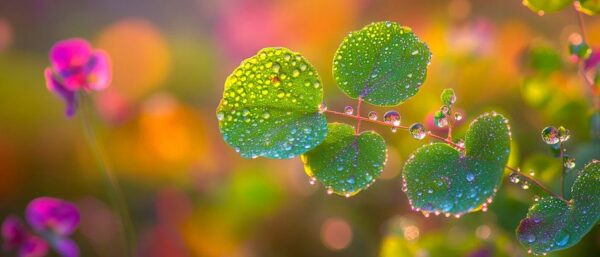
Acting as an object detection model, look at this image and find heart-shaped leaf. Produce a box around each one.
[333,21,431,106]
[302,123,387,196]
[579,0,600,15]
[523,0,573,14]
[216,47,327,159]
[516,160,600,254]
[402,113,511,216]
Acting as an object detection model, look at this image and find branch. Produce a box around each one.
[504,165,568,203]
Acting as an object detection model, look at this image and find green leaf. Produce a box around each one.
[333,21,431,106]
[440,88,456,106]
[516,160,600,254]
[216,47,328,159]
[402,112,511,216]
[302,123,387,196]
[523,0,573,14]
[579,0,600,15]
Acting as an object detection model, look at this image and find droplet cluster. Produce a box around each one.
[216,47,327,159]
[332,21,431,106]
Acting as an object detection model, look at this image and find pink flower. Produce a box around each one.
[2,197,80,257]
[44,38,112,117]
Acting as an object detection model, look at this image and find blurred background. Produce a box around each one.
[0,0,599,256]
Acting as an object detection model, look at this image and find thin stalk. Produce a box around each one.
[559,143,565,198]
[573,3,600,110]
[325,108,563,202]
[79,93,136,256]
[505,165,568,203]
[355,97,364,134]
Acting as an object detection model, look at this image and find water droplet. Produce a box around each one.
[440,105,450,114]
[434,111,448,128]
[526,234,536,243]
[262,111,271,119]
[217,112,224,121]
[309,177,316,185]
[541,126,559,144]
[409,123,427,140]
[318,103,328,114]
[383,111,401,126]
[558,126,570,142]
[326,187,334,195]
[466,173,475,182]
[292,69,300,77]
[521,181,530,190]
[509,172,520,184]
[555,231,570,247]
[563,155,576,169]
[456,139,465,148]
[344,106,354,115]
[368,111,378,120]
[454,112,463,121]
[533,195,540,202]
[271,63,281,73]
[391,127,397,133]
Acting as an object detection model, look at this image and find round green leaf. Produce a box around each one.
[516,160,600,255]
[302,123,387,196]
[402,112,511,216]
[333,21,431,106]
[580,0,600,15]
[523,0,573,14]
[216,47,327,159]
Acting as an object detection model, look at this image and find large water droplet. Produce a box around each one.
[409,123,427,140]
[344,106,354,115]
[383,110,401,126]
[368,111,378,120]
[541,126,559,145]
[454,112,463,121]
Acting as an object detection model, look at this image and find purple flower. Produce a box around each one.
[44,38,112,117]
[26,197,80,237]
[584,49,600,71]
[2,216,49,257]
[2,197,80,257]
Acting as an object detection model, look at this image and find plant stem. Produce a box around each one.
[573,3,600,111]
[325,107,565,202]
[504,165,567,203]
[324,109,464,149]
[79,93,136,256]
[559,143,565,198]
[355,96,364,134]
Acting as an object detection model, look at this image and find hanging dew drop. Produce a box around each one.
[391,127,397,133]
[368,111,378,120]
[318,103,327,114]
[563,155,576,169]
[509,172,520,184]
[557,126,570,142]
[409,123,427,140]
[383,110,401,126]
[541,126,559,144]
[434,111,448,128]
[344,106,354,115]
[454,112,463,121]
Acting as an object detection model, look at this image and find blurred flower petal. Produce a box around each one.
[2,216,27,251]
[25,197,80,236]
[45,68,77,117]
[18,235,48,257]
[50,237,79,257]
[86,50,112,91]
[49,38,93,77]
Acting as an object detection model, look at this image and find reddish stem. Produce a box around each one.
[355,96,364,134]
[505,165,567,203]
[573,3,600,110]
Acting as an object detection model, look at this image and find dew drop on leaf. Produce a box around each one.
[318,103,328,114]
[409,123,427,140]
[541,126,559,145]
[509,172,521,184]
